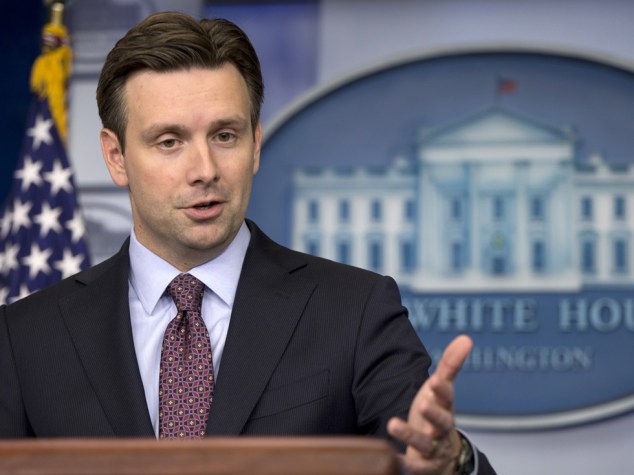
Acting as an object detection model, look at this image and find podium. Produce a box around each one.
[0,437,400,475]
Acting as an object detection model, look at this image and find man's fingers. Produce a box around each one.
[427,377,454,409]
[391,336,473,474]
[387,417,437,457]
[418,402,454,436]
[434,335,473,382]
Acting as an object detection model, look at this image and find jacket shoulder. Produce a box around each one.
[246,219,386,287]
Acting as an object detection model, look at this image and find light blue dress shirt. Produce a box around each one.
[127,222,250,436]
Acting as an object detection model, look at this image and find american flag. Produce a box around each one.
[0,76,91,305]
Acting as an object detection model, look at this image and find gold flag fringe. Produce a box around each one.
[29,22,72,143]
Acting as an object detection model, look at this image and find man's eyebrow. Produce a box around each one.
[140,124,188,142]
[210,116,249,131]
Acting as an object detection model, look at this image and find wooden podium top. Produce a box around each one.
[0,437,401,475]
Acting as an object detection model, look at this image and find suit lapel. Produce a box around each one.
[58,243,154,436]
[206,223,315,435]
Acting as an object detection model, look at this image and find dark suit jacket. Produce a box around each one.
[0,220,495,472]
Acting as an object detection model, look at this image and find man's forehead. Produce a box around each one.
[124,66,248,110]
[122,67,251,135]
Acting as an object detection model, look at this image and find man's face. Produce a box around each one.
[100,65,262,270]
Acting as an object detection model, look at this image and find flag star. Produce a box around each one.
[44,160,73,196]
[14,155,44,191]
[54,248,84,279]
[27,114,53,150]
[66,209,87,243]
[22,242,53,280]
[33,202,63,237]
[1,242,20,275]
[11,199,33,232]
[9,284,32,304]
[0,208,13,238]
[0,287,8,305]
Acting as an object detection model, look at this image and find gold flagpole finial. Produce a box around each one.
[49,2,65,26]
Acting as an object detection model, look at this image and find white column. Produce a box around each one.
[515,161,529,275]
[469,163,481,273]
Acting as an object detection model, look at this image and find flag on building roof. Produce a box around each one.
[0,3,91,305]
[497,77,517,94]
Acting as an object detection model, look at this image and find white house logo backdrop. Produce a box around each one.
[251,50,634,430]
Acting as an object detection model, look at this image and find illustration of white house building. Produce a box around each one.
[291,107,634,292]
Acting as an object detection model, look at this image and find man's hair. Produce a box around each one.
[96,11,264,151]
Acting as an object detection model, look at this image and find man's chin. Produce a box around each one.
[182,234,232,256]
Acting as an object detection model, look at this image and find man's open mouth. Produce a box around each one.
[193,201,216,210]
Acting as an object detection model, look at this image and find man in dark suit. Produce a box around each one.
[0,12,495,474]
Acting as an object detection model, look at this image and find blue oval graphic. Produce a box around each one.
[252,48,634,430]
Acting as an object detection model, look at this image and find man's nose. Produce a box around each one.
[187,140,219,185]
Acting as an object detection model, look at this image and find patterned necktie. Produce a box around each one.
[159,273,214,439]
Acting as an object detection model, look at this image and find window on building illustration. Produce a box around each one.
[532,240,545,272]
[613,239,628,274]
[307,200,319,224]
[335,167,354,176]
[581,196,593,221]
[304,167,323,176]
[370,199,382,222]
[450,198,462,221]
[581,240,595,274]
[338,199,350,223]
[306,239,320,257]
[493,196,505,220]
[337,240,351,265]
[530,196,545,221]
[614,195,626,220]
[404,199,416,222]
[451,242,463,272]
[368,240,383,272]
[368,166,387,175]
[492,255,506,275]
[400,240,415,272]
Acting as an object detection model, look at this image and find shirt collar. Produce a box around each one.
[129,222,251,315]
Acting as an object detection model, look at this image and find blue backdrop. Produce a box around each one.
[1,0,44,205]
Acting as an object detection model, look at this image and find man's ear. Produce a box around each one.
[100,128,129,187]
[252,122,262,176]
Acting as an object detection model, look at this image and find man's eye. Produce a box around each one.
[159,139,177,148]
[217,132,235,142]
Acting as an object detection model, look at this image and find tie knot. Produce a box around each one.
[167,273,204,313]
